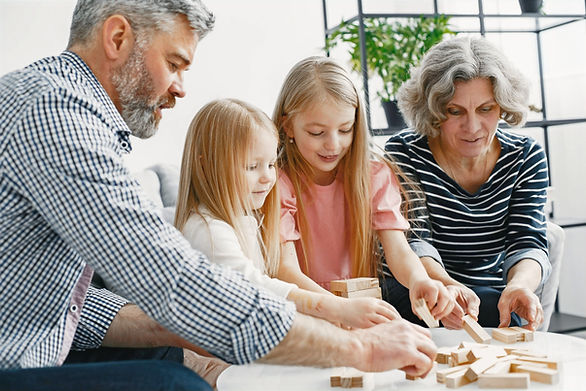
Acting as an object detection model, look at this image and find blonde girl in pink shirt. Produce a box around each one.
[175,98,400,329]
[273,57,456,325]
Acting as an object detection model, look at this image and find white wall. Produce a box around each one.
[1,0,585,318]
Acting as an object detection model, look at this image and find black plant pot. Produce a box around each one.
[518,0,543,13]
[381,100,406,131]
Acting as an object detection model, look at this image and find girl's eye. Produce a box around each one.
[308,131,323,136]
[246,164,257,171]
[268,163,276,169]
[340,128,353,134]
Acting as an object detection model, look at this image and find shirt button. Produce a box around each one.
[70,305,78,313]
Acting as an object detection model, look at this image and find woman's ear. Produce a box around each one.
[102,14,134,62]
[281,115,294,138]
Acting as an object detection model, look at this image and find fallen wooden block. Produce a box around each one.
[330,278,379,293]
[437,364,470,384]
[450,348,471,366]
[483,360,512,375]
[330,367,364,388]
[510,356,558,370]
[445,367,472,388]
[462,315,491,343]
[413,298,439,328]
[332,287,382,299]
[436,346,456,364]
[510,326,534,342]
[465,356,499,381]
[467,346,507,361]
[478,373,530,389]
[513,364,559,384]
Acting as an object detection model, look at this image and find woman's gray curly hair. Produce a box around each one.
[398,36,530,137]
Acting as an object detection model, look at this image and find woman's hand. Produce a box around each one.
[498,285,543,330]
[441,284,481,329]
[337,296,402,329]
[408,278,455,324]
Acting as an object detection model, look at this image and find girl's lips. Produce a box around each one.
[318,154,339,163]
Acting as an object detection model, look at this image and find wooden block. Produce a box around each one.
[493,327,523,343]
[445,368,472,388]
[514,364,559,384]
[450,348,471,365]
[459,341,489,349]
[478,373,530,389]
[509,349,548,359]
[332,287,382,299]
[510,356,558,370]
[413,298,439,328]
[483,360,511,375]
[437,364,470,384]
[436,346,456,364]
[331,367,362,388]
[510,326,534,342]
[330,278,379,293]
[462,315,491,343]
[467,346,507,361]
[465,356,499,381]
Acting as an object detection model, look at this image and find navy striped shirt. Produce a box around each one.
[0,51,294,369]
[385,129,551,288]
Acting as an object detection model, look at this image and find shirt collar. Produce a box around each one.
[60,51,132,153]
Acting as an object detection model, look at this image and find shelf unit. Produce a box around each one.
[322,0,586,332]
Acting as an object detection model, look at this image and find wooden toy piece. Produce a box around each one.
[413,298,439,328]
[330,278,379,293]
[445,367,472,388]
[450,348,471,366]
[508,349,548,359]
[510,356,558,369]
[477,373,530,389]
[482,360,512,375]
[467,346,507,361]
[510,326,534,342]
[333,287,382,299]
[465,356,499,381]
[513,364,559,384]
[462,315,491,343]
[458,341,489,349]
[493,327,520,343]
[330,367,364,388]
[436,364,470,384]
[405,373,419,381]
[436,346,456,364]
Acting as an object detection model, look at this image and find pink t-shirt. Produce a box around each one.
[279,160,409,288]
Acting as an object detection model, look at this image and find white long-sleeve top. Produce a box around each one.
[182,208,297,298]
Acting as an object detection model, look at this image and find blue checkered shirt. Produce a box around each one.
[0,51,295,369]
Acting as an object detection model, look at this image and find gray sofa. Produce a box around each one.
[133,164,565,331]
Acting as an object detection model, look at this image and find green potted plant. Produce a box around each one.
[326,15,455,129]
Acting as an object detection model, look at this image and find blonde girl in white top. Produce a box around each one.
[175,98,400,328]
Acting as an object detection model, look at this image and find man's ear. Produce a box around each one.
[102,14,134,61]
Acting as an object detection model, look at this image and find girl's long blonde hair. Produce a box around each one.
[273,56,377,278]
[175,98,281,277]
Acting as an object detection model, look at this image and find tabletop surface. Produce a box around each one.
[217,328,586,390]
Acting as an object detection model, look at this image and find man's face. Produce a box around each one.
[112,15,198,139]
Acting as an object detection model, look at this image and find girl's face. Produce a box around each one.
[245,126,278,210]
[285,98,355,185]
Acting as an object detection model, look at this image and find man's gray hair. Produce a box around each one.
[398,36,530,137]
[67,0,215,48]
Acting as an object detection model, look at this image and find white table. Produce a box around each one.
[217,328,586,390]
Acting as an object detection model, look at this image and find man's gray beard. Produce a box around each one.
[112,47,160,139]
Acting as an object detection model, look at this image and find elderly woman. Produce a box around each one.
[384,36,551,330]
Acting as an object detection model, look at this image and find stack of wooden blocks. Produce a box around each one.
[432,318,559,389]
[330,277,381,299]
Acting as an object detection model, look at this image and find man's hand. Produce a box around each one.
[498,285,543,330]
[354,319,437,377]
[441,284,481,329]
[408,278,455,323]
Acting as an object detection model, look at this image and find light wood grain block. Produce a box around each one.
[450,348,471,365]
[465,356,499,381]
[514,364,559,384]
[445,368,472,388]
[483,360,512,375]
[462,315,491,343]
[493,327,522,343]
[413,298,439,328]
[478,373,530,389]
[330,278,379,293]
[510,326,534,341]
[437,364,470,384]
[332,287,382,299]
[511,356,558,369]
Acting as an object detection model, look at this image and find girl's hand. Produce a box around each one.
[337,297,402,329]
[441,284,481,329]
[408,279,455,325]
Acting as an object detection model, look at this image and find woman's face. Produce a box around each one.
[438,78,501,159]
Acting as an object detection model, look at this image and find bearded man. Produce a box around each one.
[0,1,437,390]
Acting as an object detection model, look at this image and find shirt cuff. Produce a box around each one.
[408,239,444,267]
[502,248,551,287]
[71,285,128,350]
